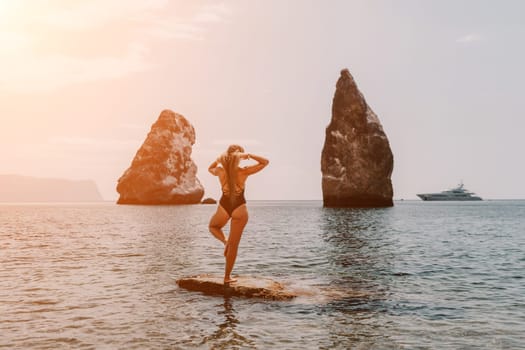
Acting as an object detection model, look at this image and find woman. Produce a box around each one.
[208,144,269,284]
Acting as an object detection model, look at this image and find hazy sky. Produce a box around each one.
[1,0,524,200]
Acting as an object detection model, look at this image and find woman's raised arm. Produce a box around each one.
[242,153,269,175]
[208,159,221,176]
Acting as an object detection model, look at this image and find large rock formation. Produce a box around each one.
[0,175,103,202]
[117,110,204,204]
[321,69,394,207]
[177,274,296,300]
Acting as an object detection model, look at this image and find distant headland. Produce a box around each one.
[0,175,103,202]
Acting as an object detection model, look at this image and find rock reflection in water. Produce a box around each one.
[320,207,397,287]
[319,207,397,347]
[202,297,255,349]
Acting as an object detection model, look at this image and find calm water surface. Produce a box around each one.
[0,200,524,349]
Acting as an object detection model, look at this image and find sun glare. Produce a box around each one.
[0,1,13,14]
[0,1,20,25]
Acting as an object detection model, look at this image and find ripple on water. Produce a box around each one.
[0,201,524,348]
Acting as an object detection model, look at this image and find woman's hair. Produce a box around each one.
[219,144,244,199]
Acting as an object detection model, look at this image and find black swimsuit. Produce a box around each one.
[219,190,246,216]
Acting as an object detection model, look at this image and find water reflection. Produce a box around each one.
[202,297,255,349]
[320,207,397,288]
[319,207,397,346]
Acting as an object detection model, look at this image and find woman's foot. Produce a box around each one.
[224,277,237,284]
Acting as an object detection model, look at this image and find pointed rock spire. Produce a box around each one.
[321,69,394,207]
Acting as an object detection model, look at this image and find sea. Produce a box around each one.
[0,200,524,349]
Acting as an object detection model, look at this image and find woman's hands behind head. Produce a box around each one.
[239,153,250,160]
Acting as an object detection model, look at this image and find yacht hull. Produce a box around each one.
[417,194,482,201]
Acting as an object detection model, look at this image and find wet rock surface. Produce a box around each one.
[176,274,297,301]
[201,197,217,204]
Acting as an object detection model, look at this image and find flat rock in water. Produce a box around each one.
[176,274,296,301]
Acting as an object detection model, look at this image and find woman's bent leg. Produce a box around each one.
[224,204,248,283]
[209,206,230,245]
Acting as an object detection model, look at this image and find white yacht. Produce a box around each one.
[417,183,482,201]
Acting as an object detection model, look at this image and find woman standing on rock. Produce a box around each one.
[208,145,269,284]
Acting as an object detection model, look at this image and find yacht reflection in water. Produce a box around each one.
[202,297,255,349]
